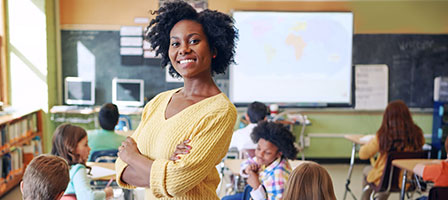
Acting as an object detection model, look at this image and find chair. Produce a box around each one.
[89,149,119,162]
[428,187,448,200]
[115,114,132,131]
[366,151,430,200]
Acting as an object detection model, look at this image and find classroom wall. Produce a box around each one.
[60,0,448,33]
[56,0,445,158]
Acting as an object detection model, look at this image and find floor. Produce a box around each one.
[0,163,414,200]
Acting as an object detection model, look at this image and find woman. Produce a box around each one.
[115,1,238,199]
[283,162,336,200]
[360,100,425,200]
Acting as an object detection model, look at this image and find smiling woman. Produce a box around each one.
[115,1,239,199]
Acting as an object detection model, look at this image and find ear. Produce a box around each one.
[277,151,283,158]
[245,113,251,122]
[55,191,65,200]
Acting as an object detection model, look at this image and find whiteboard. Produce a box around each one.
[230,11,353,106]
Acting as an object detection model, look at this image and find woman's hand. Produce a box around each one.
[118,137,141,164]
[169,139,192,161]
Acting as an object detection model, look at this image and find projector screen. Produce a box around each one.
[230,11,353,106]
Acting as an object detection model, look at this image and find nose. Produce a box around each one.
[179,43,191,55]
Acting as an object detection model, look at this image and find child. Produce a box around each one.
[223,121,298,200]
[21,154,70,200]
[282,161,336,200]
[51,123,113,200]
[359,100,425,200]
[229,101,269,152]
[88,103,126,161]
[413,137,448,187]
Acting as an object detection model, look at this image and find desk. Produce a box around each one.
[86,162,116,181]
[343,134,373,200]
[50,105,142,131]
[392,159,441,200]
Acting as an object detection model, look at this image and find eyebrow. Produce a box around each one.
[170,33,201,40]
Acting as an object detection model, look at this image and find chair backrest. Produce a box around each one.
[372,151,429,192]
[428,187,448,200]
[89,149,119,162]
[115,114,132,131]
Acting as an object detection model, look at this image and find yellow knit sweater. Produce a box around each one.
[115,88,237,199]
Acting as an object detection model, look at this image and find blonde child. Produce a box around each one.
[283,161,336,200]
[51,124,113,200]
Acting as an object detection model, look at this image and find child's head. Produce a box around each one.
[283,161,336,200]
[99,103,119,131]
[251,121,298,166]
[247,101,269,123]
[21,154,70,200]
[51,124,90,165]
[377,100,424,153]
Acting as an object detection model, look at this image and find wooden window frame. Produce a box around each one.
[0,0,8,106]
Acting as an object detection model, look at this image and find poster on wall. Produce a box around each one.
[159,0,208,11]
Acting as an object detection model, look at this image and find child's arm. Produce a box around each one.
[72,165,108,200]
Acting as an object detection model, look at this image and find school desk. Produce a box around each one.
[86,162,116,181]
[392,159,442,200]
[343,134,374,200]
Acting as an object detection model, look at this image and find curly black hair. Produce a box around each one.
[251,121,298,160]
[145,0,238,78]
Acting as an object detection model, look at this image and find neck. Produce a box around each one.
[182,76,220,98]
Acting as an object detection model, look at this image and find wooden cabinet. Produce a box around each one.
[0,109,43,197]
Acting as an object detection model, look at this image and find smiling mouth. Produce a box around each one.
[178,59,196,64]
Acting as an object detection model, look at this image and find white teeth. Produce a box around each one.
[179,59,194,64]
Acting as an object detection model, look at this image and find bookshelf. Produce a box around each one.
[432,101,448,159]
[0,109,43,197]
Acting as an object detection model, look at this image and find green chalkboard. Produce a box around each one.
[353,34,448,108]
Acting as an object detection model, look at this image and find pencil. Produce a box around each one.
[106,178,114,187]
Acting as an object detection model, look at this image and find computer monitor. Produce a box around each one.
[112,78,144,107]
[64,77,95,105]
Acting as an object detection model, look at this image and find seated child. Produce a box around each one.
[229,101,268,152]
[282,161,336,200]
[223,121,298,200]
[21,154,70,200]
[52,123,113,200]
[88,103,126,161]
[359,100,425,200]
[413,137,448,187]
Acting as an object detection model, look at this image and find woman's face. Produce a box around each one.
[168,20,215,79]
[76,136,90,163]
[255,138,282,166]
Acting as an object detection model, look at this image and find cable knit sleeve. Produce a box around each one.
[150,106,237,198]
[115,101,153,189]
[359,136,379,160]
